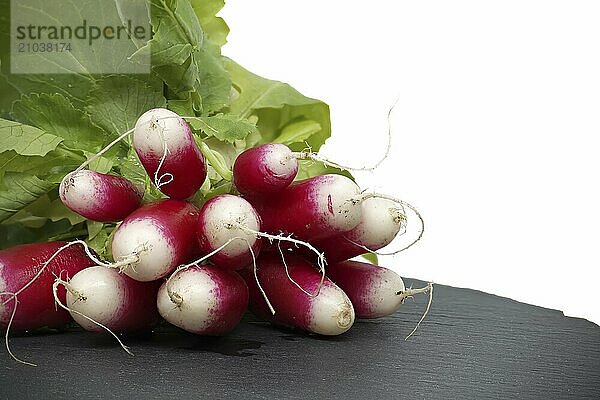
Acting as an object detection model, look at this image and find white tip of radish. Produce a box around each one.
[309,283,355,335]
[66,267,125,331]
[369,269,406,317]
[112,219,175,281]
[59,171,101,216]
[202,195,260,258]
[157,269,217,333]
[347,197,404,249]
[265,144,296,177]
[133,108,190,154]
[315,175,363,232]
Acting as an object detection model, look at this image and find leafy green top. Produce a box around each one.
[0,0,342,254]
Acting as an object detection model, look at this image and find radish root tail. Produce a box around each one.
[358,193,424,255]
[153,119,174,189]
[1,292,37,367]
[399,282,434,340]
[290,98,398,172]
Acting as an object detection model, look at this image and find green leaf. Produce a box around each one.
[86,223,116,259]
[3,74,95,110]
[85,75,167,135]
[0,172,55,222]
[12,93,109,152]
[0,148,83,184]
[0,118,63,156]
[46,198,86,225]
[198,141,232,181]
[225,59,331,151]
[197,114,257,143]
[190,0,229,46]
[0,220,84,250]
[116,145,147,184]
[148,0,230,114]
[296,160,355,181]
[361,252,379,265]
[150,0,203,65]
[274,120,322,145]
[148,0,203,95]
[86,220,104,240]
[196,40,230,113]
[167,96,205,130]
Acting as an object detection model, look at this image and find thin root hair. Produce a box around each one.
[290,98,398,172]
[238,226,327,297]
[1,292,37,366]
[276,242,320,299]
[153,118,174,190]
[359,193,424,255]
[400,282,434,340]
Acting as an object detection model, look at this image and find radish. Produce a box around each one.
[312,197,406,263]
[133,108,207,200]
[0,242,95,332]
[112,199,201,282]
[251,174,363,242]
[252,173,424,253]
[326,260,432,339]
[0,241,96,365]
[233,143,298,197]
[196,194,262,270]
[59,266,161,334]
[157,265,248,335]
[326,260,432,318]
[232,134,393,198]
[59,170,144,222]
[240,253,355,336]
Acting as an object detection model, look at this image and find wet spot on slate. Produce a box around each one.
[184,337,264,357]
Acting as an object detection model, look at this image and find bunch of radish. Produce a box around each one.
[1,108,431,365]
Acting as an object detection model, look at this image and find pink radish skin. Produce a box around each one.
[157,265,248,335]
[326,260,409,319]
[65,266,161,333]
[0,242,95,332]
[313,197,405,263]
[112,199,201,282]
[240,253,355,336]
[196,194,262,270]
[133,108,207,200]
[59,170,144,222]
[250,174,363,242]
[233,143,298,197]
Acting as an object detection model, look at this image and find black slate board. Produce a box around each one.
[1,280,599,400]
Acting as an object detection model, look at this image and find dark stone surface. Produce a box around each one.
[1,280,599,399]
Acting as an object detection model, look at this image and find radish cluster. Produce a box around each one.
[1,108,429,365]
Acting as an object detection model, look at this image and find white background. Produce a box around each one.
[221,1,600,325]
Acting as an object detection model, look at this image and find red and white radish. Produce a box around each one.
[133,108,207,200]
[312,197,405,263]
[60,266,161,333]
[157,265,248,335]
[232,140,392,198]
[233,143,298,197]
[112,199,200,282]
[59,170,144,222]
[251,174,363,242]
[0,242,95,332]
[241,253,355,336]
[196,194,262,270]
[325,260,431,319]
